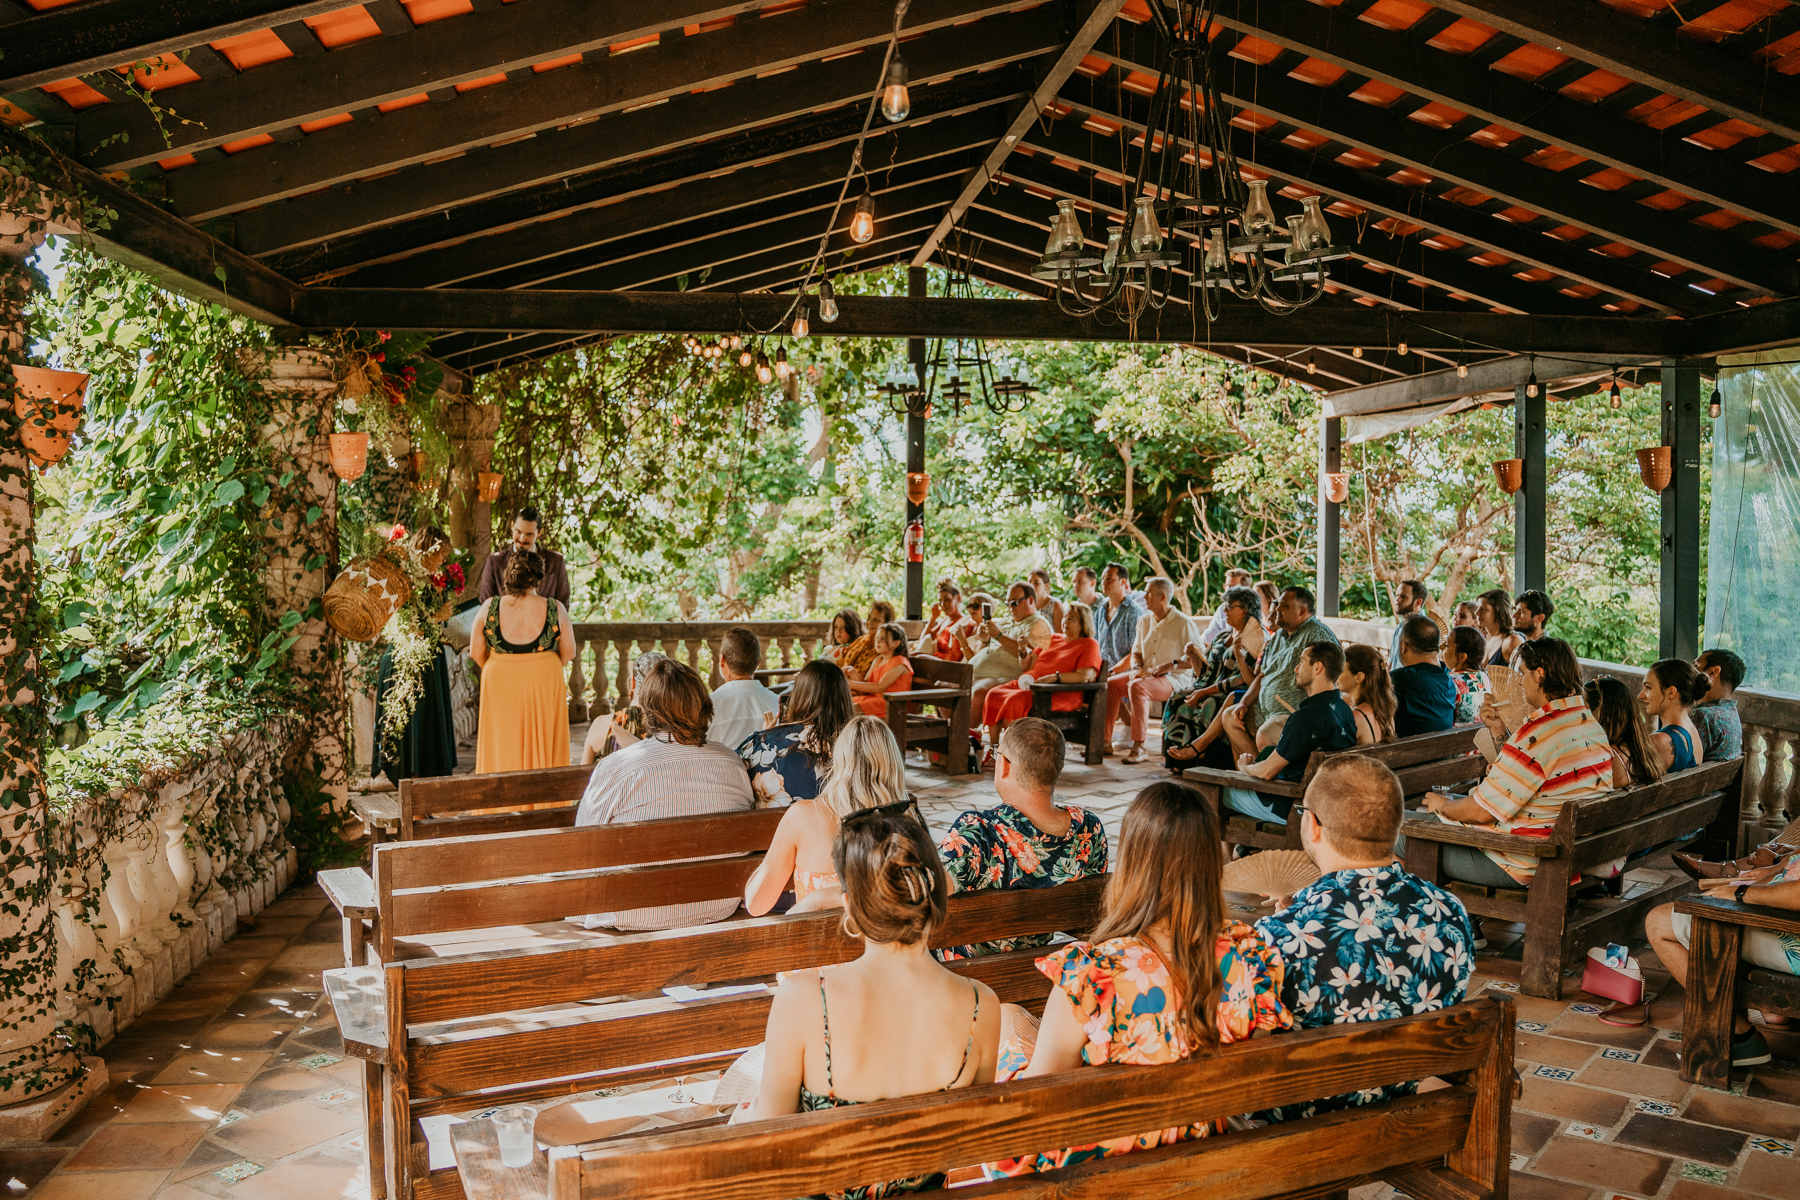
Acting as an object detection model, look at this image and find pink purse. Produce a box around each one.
[1581,946,1646,1025]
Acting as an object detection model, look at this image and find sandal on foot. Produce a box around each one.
[1121,747,1150,764]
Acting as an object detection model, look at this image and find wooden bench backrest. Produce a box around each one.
[391,875,1109,1118]
[545,995,1514,1200]
[397,763,596,840]
[1558,756,1743,869]
[909,655,974,690]
[372,808,787,956]
[1297,724,1482,789]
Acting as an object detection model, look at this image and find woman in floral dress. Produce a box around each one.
[1445,625,1491,726]
[984,780,1291,1178]
[738,660,854,807]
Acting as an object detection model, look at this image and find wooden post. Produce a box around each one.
[1514,381,1547,594]
[1660,359,1703,661]
[1317,413,1341,617]
[905,266,927,622]
[1679,911,1740,1089]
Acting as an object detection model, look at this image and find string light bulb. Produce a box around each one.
[1397,341,1408,356]
[850,192,876,244]
[774,346,791,379]
[880,55,910,123]
[1709,384,1722,419]
[739,349,753,368]
[1456,362,1468,379]
[1609,371,1623,410]
[1352,346,1363,358]
[792,305,810,338]
[1525,366,1539,399]
[729,335,742,350]
[755,351,773,384]
[818,280,839,323]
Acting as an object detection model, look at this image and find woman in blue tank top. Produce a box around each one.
[1639,659,1710,773]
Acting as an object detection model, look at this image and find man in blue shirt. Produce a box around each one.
[1390,614,1458,738]
[1255,755,1477,1123]
[1388,579,1428,664]
[1226,640,1356,822]
[1090,563,1145,742]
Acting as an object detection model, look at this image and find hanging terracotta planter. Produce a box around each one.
[329,432,369,482]
[1636,445,1672,492]
[11,364,89,470]
[1493,458,1524,495]
[477,471,503,502]
[409,449,433,493]
[905,471,931,506]
[1324,473,1349,504]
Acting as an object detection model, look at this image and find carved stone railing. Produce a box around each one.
[49,717,301,1047]
[566,621,835,721]
[1579,658,1798,849]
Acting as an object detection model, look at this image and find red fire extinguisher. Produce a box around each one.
[904,517,924,563]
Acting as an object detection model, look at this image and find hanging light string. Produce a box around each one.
[741,0,912,338]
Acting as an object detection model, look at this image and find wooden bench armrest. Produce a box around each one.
[323,968,389,1063]
[318,867,377,918]
[884,687,968,703]
[1027,678,1108,693]
[352,793,400,831]
[1178,765,1306,800]
[1399,812,1562,858]
[1674,892,1800,935]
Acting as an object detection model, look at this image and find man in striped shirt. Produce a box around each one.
[1422,638,1613,887]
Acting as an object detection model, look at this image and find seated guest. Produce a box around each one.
[840,600,897,679]
[573,659,754,930]
[1253,580,1280,635]
[581,650,664,764]
[1225,642,1357,824]
[1476,588,1524,668]
[1646,857,1800,1068]
[744,716,909,914]
[709,627,781,751]
[1514,589,1554,641]
[821,608,863,667]
[1445,625,1491,725]
[959,581,1054,722]
[938,718,1107,958]
[1200,567,1255,651]
[1584,675,1666,788]
[1639,658,1709,772]
[1388,579,1430,665]
[1165,586,1264,764]
[1341,644,1396,745]
[914,578,975,661]
[1391,614,1457,738]
[1421,638,1613,888]
[847,622,913,717]
[1106,576,1202,764]
[1453,600,1481,628]
[740,659,855,807]
[1071,565,1101,610]
[980,603,1102,763]
[1220,587,1341,767]
[983,781,1290,1179]
[736,808,1001,1168]
[1091,563,1145,694]
[1692,647,1746,762]
[1029,568,1067,632]
[1257,755,1475,1122]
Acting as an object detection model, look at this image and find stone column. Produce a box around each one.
[253,346,349,808]
[0,183,104,1137]
[440,394,500,604]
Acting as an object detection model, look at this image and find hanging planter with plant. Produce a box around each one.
[11,364,89,470]
[1493,458,1523,495]
[1636,445,1672,493]
[329,431,370,482]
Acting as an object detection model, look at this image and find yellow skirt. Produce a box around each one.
[474,651,571,775]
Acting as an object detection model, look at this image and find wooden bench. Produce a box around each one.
[1675,890,1800,1088]
[1028,658,1112,765]
[450,994,1515,1200]
[334,876,1108,1200]
[882,656,975,776]
[1180,725,1488,852]
[393,764,597,842]
[1403,757,1744,998]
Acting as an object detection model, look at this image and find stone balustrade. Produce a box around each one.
[48,717,301,1048]
[566,621,835,720]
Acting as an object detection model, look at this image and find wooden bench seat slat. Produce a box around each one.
[1400,814,1562,858]
[388,858,765,941]
[412,1052,747,1122]
[1390,757,1489,796]
[402,876,1106,1024]
[412,807,579,841]
[1675,891,1800,936]
[381,810,787,891]
[550,999,1507,1200]
[1181,767,1307,799]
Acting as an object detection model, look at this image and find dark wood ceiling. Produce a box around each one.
[6,0,1800,388]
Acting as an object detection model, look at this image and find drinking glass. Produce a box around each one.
[492,1105,537,1169]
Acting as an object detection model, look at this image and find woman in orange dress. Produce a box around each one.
[470,550,576,773]
[979,603,1102,762]
[847,622,913,717]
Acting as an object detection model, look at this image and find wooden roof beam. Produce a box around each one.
[1326,351,1665,418]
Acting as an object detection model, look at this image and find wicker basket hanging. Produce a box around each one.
[324,550,413,642]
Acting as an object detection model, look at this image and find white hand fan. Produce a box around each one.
[1483,665,1532,733]
[710,1044,765,1107]
[1222,850,1321,902]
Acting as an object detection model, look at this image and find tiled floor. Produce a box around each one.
[6,749,1798,1200]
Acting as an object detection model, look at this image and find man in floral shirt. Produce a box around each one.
[937,718,1108,959]
[1255,755,1476,1123]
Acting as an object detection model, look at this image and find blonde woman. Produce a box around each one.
[743,716,910,914]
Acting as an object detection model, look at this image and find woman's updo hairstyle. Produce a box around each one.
[832,812,947,947]
[1648,658,1710,706]
[502,549,546,596]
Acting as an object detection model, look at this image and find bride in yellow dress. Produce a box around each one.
[469,550,576,774]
